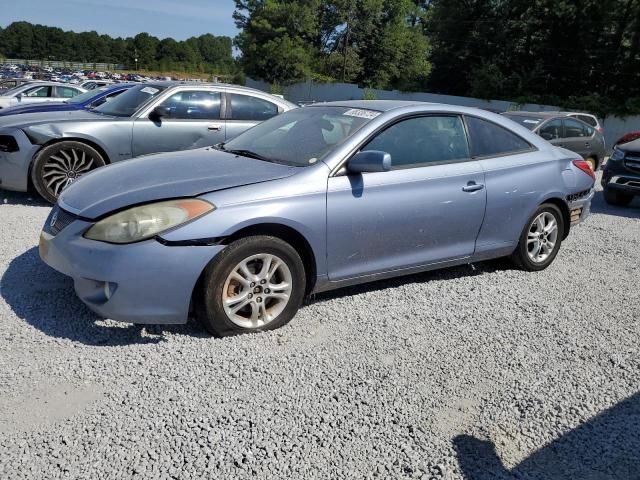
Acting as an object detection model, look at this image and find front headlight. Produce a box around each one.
[610,148,625,162]
[84,198,214,244]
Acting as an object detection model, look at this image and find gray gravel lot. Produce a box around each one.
[0,174,639,479]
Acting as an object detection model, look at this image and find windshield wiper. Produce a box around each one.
[225,148,273,162]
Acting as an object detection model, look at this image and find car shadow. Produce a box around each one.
[590,190,640,220]
[454,391,640,479]
[307,258,513,305]
[1,247,207,346]
[0,190,49,207]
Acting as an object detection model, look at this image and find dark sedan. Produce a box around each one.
[502,112,606,171]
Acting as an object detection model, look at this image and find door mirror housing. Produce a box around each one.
[150,105,172,119]
[15,93,23,101]
[540,132,554,141]
[348,150,392,173]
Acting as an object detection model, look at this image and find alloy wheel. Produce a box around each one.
[527,212,559,263]
[42,148,95,197]
[222,253,293,329]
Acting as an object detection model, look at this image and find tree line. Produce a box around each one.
[234,0,640,116]
[3,0,640,116]
[0,22,235,74]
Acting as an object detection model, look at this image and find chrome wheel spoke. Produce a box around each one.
[225,290,250,308]
[229,271,250,288]
[267,258,281,280]
[239,262,258,283]
[70,149,80,170]
[268,281,290,292]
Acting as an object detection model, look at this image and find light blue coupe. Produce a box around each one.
[39,101,596,336]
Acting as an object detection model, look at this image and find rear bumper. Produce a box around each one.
[39,216,224,324]
[567,188,595,225]
[0,129,39,192]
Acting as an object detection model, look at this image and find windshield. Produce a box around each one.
[93,84,166,117]
[502,114,544,130]
[67,87,111,104]
[222,106,379,166]
[1,84,28,97]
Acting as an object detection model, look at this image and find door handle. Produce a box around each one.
[462,181,485,193]
[208,124,223,131]
[585,142,590,147]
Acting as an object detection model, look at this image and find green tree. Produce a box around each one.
[234,0,431,89]
[0,21,233,74]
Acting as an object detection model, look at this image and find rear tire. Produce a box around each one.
[200,236,306,337]
[603,186,633,207]
[31,141,106,203]
[511,203,564,271]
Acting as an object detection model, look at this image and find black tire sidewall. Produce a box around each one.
[201,236,306,337]
[32,141,105,203]
[514,204,564,271]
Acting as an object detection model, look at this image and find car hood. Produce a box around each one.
[59,148,297,219]
[0,102,81,116]
[0,109,107,129]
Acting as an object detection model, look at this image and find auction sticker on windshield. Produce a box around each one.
[343,109,381,119]
[140,87,160,95]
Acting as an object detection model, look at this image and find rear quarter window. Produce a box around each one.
[465,116,533,158]
[576,114,598,127]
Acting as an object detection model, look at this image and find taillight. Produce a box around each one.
[573,160,595,180]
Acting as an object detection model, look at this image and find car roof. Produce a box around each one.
[503,110,599,121]
[551,111,597,118]
[502,111,560,119]
[146,81,273,94]
[308,100,436,112]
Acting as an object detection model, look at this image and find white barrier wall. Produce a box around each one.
[247,78,640,150]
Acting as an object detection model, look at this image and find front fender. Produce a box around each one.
[159,191,327,277]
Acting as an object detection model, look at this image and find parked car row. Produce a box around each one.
[0,83,135,117]
[0,82,297,202]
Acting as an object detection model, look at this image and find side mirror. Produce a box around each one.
[150,105,172,119]
[348,150,392,173]
[540,132,554,141]
[16,93,23,101]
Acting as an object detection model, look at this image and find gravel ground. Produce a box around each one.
[0,173,639,480]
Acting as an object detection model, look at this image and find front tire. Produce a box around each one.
[511,204,564,271]
[31,141,106,203]
[200,236,306,337]
[603,186,633,207]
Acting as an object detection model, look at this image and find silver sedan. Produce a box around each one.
[0,82,296,202]
[0,81,86,110]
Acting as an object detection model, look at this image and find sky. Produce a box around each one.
[1,0,239,40]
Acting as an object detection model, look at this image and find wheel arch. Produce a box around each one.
[28,137,112,192]
[541,197,571,240]
[33,137,112,165]
[221,223,317,293]
[189,222,318,322]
